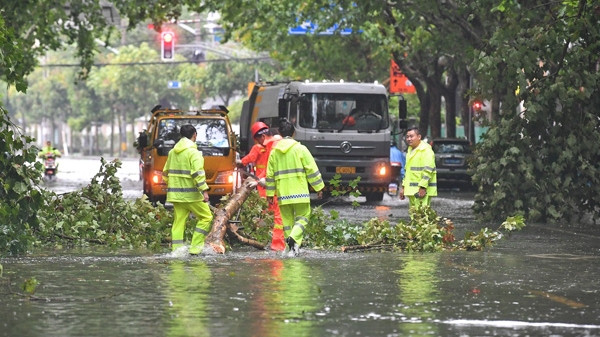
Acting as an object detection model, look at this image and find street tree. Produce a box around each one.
[468,0,600,222]
[202,56,256,106]
[0,0,170,254]
[193,1,389,82]
[87,43,189,155]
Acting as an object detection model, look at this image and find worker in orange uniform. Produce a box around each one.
[237,122,285,251]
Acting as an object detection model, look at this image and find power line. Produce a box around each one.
[39,57,272,68]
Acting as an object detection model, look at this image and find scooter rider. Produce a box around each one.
[38,140,61,158]
[38,140,62,169]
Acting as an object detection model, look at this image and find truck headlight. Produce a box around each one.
[215,170,234,184]
[376,163,388,176]
[152,171,164,184]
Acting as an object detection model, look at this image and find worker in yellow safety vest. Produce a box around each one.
[163,124,213,255]
[266,119,324,256]
[38,140,62,172]
[400,127,437,209]
[38,140,62,158]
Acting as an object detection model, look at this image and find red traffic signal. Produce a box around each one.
[472,100,483,111]
[161,32,175,61]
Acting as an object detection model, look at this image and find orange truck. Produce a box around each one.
[135,105,238,205]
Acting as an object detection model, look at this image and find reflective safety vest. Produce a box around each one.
[402,141,437,196]
[266,137,324,205]
[163,137,209,203]
[38,145,61,158]
[241,135,281,178]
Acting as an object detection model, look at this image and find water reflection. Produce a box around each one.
[164,260,211,336]
[232,258,319,337]
[247,259,284,337]
[396,254,440,336]
[3,222,600,337]
[277,259,319,336]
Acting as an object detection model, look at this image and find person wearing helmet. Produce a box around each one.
[238,121,285,251]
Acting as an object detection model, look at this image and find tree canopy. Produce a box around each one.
[193,0,600,222]
[1,0,599,257]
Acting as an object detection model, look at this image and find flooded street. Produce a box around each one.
[2,157,600,336]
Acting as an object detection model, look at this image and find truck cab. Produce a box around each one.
[240,81,393,202]
[136,105,238,205]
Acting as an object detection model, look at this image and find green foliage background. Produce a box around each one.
[0,107,45,255]
[0,0,599,257]
[470,1,600,222]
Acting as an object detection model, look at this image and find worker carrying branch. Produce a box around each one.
[237,121,285,251]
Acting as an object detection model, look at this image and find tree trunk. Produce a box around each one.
[428,86,442,139]
[120,109,127,157]
[457,71,470,140]
[443,70,459,138]
[204,179,264,254]
[110,108,115,157]
[416,83,430,135]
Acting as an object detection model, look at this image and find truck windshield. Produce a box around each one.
[298,93,388,131]
[157,118,230,156]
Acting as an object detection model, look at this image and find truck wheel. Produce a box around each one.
[142,180,151,198]
[365,192,384,202]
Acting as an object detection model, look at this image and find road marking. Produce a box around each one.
[527,253,600,260]
[444,319,600,329]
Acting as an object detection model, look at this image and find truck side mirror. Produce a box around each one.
[278,98,287,119]
[153,139,163,148]
[399,99,407,120]
[137,133,148,148]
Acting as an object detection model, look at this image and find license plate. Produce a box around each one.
[336,166,356,174]
[444,158,461,164]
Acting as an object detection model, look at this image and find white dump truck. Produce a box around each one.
[240,80,400,202]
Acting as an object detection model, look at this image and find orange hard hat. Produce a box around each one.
[251,121,269,138]
[342,116,356,126]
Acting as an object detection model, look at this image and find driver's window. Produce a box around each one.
[158,120,180,145]
[299,97,313,128]
[195,120,229,148]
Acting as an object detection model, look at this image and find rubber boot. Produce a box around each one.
[270,227,286,251]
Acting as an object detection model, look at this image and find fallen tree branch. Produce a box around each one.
[341,243,397,253]
[227,222,266,250]
[207,204,266,250]
[239,170,266,188]
[205,178,259,254]
[54,232,105,245]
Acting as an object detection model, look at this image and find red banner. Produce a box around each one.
[390,60,416,94]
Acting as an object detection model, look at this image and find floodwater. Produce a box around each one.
[2,157,600,337]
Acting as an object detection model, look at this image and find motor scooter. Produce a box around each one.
[387,161,402,196]
[42,153,58,181]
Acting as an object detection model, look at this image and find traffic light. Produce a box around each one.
[472,100,483,112]
[161,32,175,61]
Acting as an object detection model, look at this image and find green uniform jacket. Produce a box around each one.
[266,137,325,205]
[402,141,437,196]
[163,137,209,203]
[38,146,61,158]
